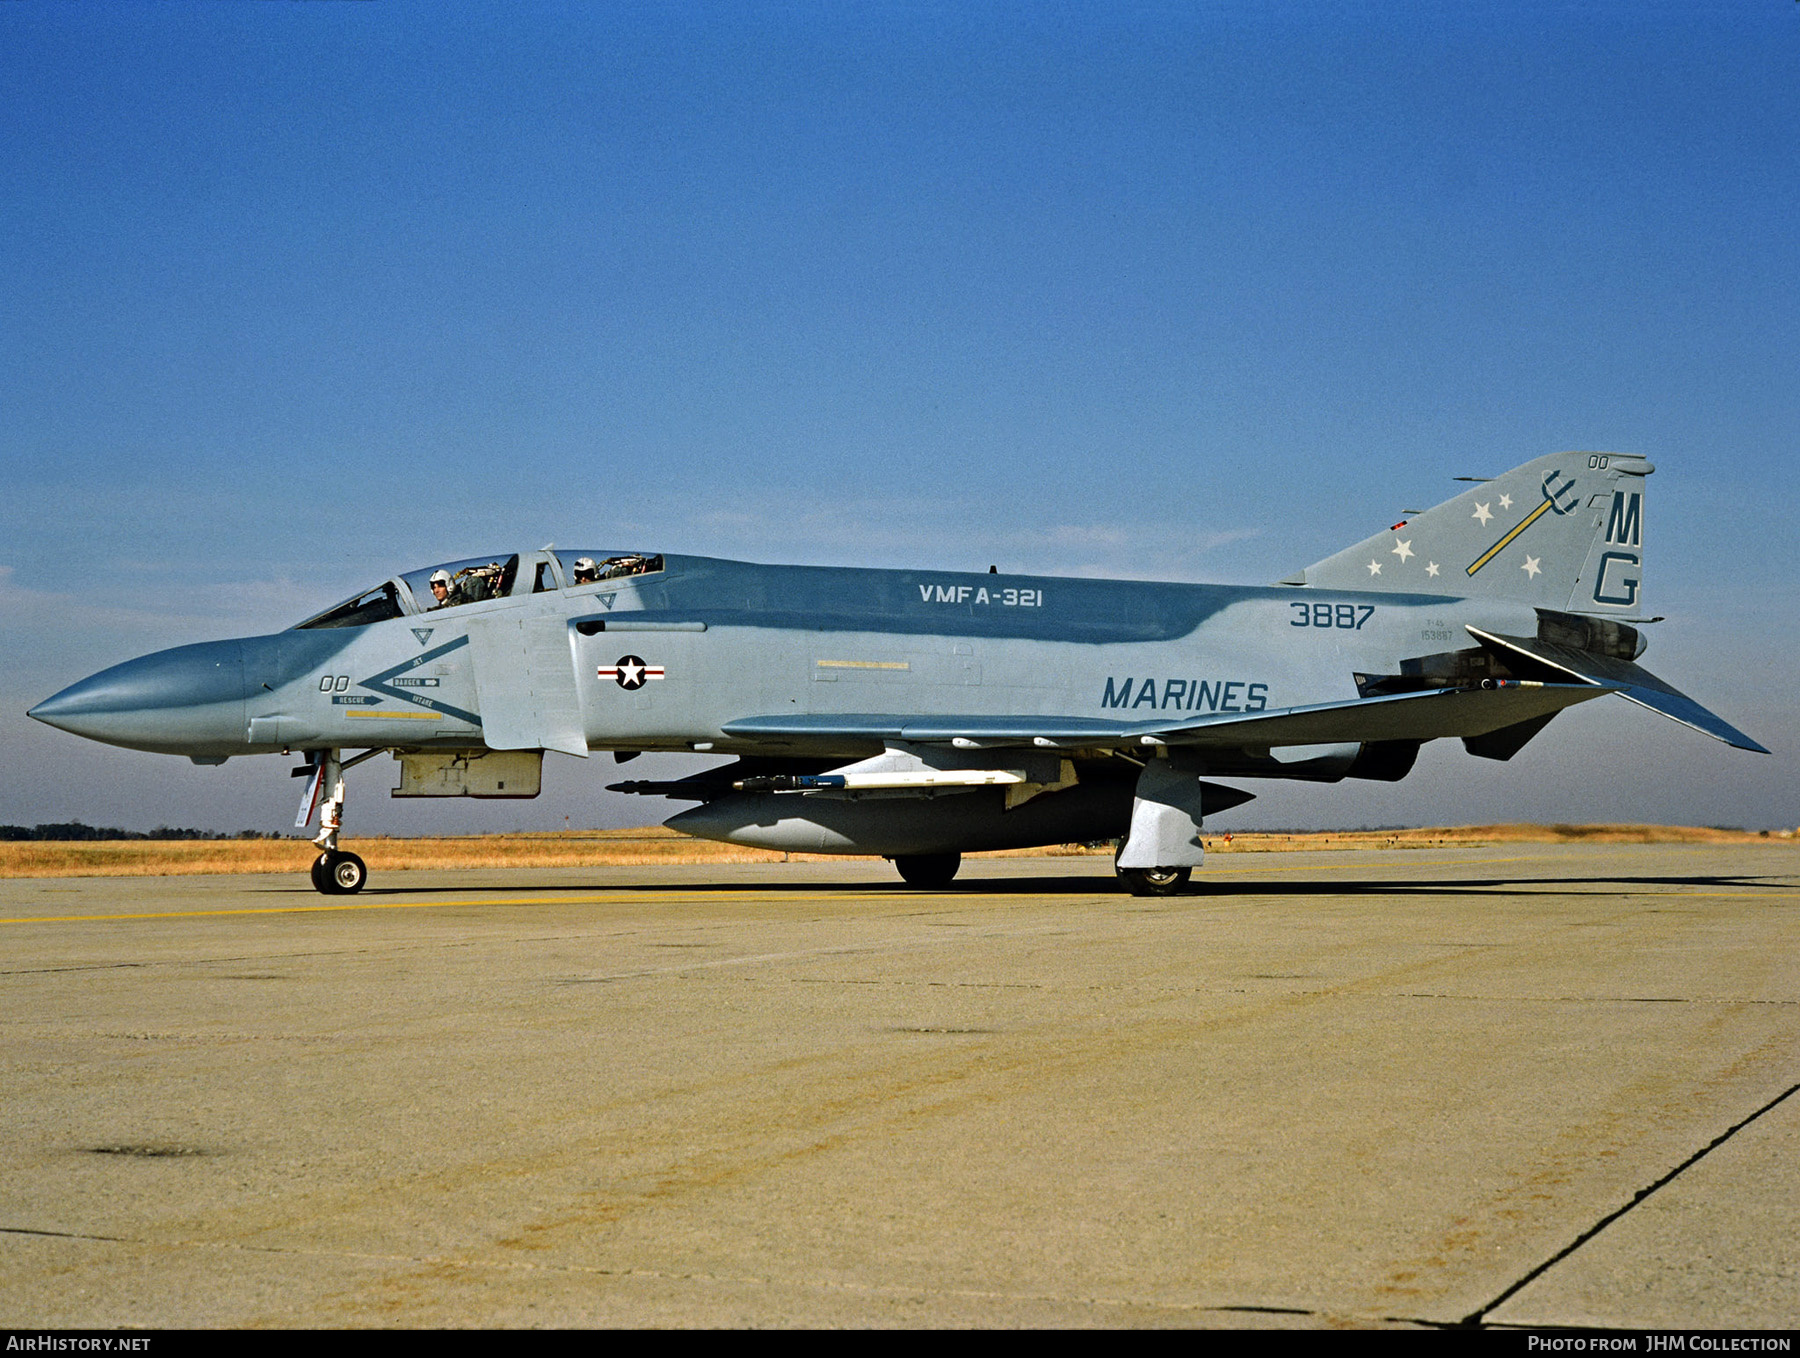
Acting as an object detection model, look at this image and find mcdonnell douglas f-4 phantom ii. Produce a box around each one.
[30,452,1764,895]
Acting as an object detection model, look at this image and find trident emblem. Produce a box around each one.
[1542,469,1579,515]
[1467,468,1577,576]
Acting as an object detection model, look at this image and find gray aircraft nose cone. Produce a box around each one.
[29,639,249,755]
[26,690,91,735]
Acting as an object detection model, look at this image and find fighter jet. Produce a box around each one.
[29,452,1763,896]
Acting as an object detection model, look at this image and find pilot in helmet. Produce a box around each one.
[571,557,599,584]
[427,569,454,608]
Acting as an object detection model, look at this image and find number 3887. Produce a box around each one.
[1290,602,1374,630]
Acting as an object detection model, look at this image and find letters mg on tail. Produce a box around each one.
[30,454,1764,896]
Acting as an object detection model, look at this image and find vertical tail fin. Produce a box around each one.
[1290,452,1651,616]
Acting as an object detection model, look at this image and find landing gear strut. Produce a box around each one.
[300,749,377,895]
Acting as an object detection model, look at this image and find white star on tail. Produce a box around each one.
[1521,555,1542,578]
[1391,538,1414,562]
[1426,562,1440,577]
[1367,559,1382,576]
[1499,493,1514,510]
[1473,502,1492,525]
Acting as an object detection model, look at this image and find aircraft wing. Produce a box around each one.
[720,682,1608,751]
[1465,627,1768,753]
[1146,681,1605,747]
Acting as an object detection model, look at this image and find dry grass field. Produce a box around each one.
[0,822,1788,879]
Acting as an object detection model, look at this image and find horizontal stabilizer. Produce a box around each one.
[722,683,1608,753]
[1465,627,1768,753]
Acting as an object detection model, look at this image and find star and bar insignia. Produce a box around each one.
[598,655,666,690]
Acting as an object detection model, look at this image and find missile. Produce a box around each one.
[733,769,1028,794]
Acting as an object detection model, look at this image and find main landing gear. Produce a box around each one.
[300,748,380,895]
[1116,865,1193,897]
[891,853,962,888]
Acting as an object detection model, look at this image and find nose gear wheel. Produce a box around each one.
[311,851,367,895]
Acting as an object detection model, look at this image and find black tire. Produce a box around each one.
[1118,866,1192,896]
[310,853,334,894]
[327,851,368,895]
[892,853,962,888]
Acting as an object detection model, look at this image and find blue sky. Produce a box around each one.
[2,1,1795,835]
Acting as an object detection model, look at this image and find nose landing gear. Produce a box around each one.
[310,849,368,895]
[298,749,381,895]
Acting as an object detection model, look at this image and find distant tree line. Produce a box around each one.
[0,822,287,841]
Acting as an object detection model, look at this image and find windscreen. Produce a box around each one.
[293,581,405,630]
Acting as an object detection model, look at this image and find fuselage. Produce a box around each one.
[30,548,1539,766]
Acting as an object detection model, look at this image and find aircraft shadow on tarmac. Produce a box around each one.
[265,869,1796,900]
[1182,873,1795,899]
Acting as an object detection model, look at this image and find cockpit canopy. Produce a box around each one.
[293,551,663,630]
